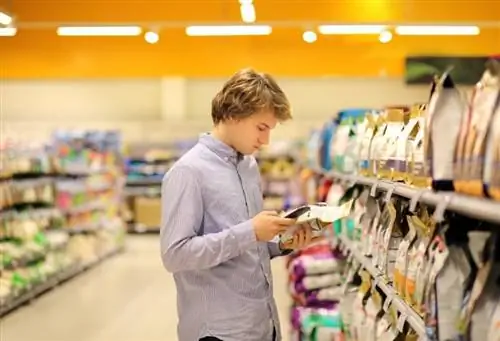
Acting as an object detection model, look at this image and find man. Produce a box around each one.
[160,68,316,341]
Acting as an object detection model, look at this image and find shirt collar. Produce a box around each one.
[199,133,243,163]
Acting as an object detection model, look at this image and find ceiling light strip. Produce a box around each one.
[0,11,12,26]
[0,27,16,36]
[185,25,272,36]
[57,26,143,36]
[395,25,480,35]
[240,3,256,23]
[318,25,387,35]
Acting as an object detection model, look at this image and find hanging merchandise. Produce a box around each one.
[358,110,381,178]
[370,110,388,179]
[405,104,428,187]
[330,109,371,175]
[307,129,323,169]
[294,171,500,341]
[424,71,467,191]
[454,61,500,197]
[318,117,341,171]
[289,62,500,341]
[377,106,410,181]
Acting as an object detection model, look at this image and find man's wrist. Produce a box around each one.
[278,241,293,255]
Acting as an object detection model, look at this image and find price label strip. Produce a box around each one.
[383,295,393,312]
[397,312,408,332]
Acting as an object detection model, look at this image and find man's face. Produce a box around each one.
[227,109,278,155]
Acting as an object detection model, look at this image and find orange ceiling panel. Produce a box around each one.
[255,0,500,23]
[2,27,499,78]
[7,0,500,25]
[10,0,241,23]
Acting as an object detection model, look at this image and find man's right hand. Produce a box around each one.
[252,211,296,241]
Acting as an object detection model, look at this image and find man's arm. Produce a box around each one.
[160,165,257,273]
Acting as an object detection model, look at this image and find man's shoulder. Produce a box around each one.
[163,145,204,180]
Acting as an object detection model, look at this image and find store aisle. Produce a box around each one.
[1,235,292,341]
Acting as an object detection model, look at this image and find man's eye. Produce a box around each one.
[258,126,265,131]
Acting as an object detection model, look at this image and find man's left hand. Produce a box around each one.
[280,224,322,251]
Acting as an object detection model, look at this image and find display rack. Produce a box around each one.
[0,247,123,317]
[338,234,426,338]
[320,170,500,225]
[0,131,126,316]
[123,141,195,233]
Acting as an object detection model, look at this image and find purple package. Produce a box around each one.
[302,287,343,307]
[293,273,344,293]
[290,254,345,279]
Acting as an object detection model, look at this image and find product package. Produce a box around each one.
[454,66,500,196]
[424,71,467,191]
[290,253,346,279]
[331,109,369,174]
[484,103,500,201]
[405,104,429,188]
[359,111,380,177]
[319,118,341,171]
[370,113,388,178]
[291,306,343,341]
[280,201,353,244]
[379,108,408,181]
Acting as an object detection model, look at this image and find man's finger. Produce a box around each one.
[304,225,312,246]
[274,217,297,226]
[262,210,280,216]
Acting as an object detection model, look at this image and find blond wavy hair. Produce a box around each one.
[211,68,292,125]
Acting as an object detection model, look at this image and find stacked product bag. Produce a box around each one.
[287,240,346,341]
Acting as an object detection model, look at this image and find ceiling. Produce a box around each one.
[2,0,499,78]
[6,0,500,27]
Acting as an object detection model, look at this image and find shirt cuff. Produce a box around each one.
[268,241,293,258]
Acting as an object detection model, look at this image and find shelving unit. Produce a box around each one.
[0,246,123,317]
[338,234,426,338]
[0,131,127,317]
[123,141,196,233]
[315,170,500,225]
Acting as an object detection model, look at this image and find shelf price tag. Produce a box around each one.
[397,312,407,332]
[383,295,393,312]
[370,182,378,197]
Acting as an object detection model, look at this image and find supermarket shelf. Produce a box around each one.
[0,247,124,317]
[338,234,426,338]
[320,170,500,225]
[127,223,160,234]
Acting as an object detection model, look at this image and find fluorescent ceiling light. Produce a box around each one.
[0,27,16,36]
[185,25,272,36]
[240,3,256,23]
[395,25,480,36]
[57,26,142,36]
[0,12,12,26]
[318,25,386,35]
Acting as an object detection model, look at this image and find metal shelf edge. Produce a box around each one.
[324,171,500,225]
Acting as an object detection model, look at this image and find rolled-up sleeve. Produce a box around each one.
[160,165,257,273]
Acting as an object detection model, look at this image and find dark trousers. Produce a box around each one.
[199,328,276,341]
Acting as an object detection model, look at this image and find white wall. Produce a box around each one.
[1,77,431,144]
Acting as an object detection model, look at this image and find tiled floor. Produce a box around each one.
[1,235,292,341]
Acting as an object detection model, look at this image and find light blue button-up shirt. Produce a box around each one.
[160,133,284,341]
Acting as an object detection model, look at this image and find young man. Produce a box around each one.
[160,68,315,341]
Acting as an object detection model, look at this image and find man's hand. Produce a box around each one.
[252,211,296,242]
[280,224,323,251]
